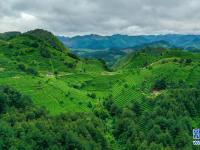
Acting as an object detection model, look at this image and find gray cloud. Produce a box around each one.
[1,0,200,36]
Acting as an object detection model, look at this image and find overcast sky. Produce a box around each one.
[1,0,200,36]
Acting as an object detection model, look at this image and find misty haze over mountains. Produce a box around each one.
[58,34,200,51]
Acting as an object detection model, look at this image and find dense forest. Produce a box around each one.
[1,84,200,149]
[0,29,200,149]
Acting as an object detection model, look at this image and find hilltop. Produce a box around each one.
[0,29,107,74]
[26,29,66,52]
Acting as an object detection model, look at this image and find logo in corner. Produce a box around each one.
[193,129,200,139]
[193,129,200,145]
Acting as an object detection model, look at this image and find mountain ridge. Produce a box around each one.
[58,34,200,51]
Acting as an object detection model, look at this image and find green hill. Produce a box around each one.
[0,29,107,74]
[0,29,108,114]
[26,29,66,52]
[114,47,199,70]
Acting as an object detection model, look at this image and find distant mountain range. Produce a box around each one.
[58,34,200,51]
[58,34,200,66]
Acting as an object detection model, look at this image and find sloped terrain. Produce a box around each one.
[0,29,200,149]
[0,29,108,114]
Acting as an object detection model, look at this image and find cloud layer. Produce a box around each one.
[1,0,200,36]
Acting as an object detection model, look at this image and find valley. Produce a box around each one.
[0,29,200,149]
[59,34,200,66]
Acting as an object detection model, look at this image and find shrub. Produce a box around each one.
[54,71,58,75]
[153,78,167,90]
[8,44,13,48]
[0,86,33,113]
[65,62,76,69]
[30,42,39,48]
[40,48,51,58]
[26,67,39,76]
[173,58,178,62]
[87,93,96,99]
[185,58,192,64]
[18,63,27,71]
[124,83,128,88]
[87,102,93,108]
[68,53,80,60]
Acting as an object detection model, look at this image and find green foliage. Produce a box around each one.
[0,31,21,40]
[153,78,167,90]
[87,93,96,99]
[113,88,200,149]
[0,86,110,150]
[18,63,38,76]
[18,63,27,71]
[103,97,122,116]
[68,52,80,60]
[26,67,39,76]
[26,29,66,52]
[0,86,33,113]
[64,62,76,68]
[0,29,200,149]
[185,58,192,64]
[40,47,52,58]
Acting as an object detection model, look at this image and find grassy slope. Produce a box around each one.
[112,48,200,107]
[0,29,109,114]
